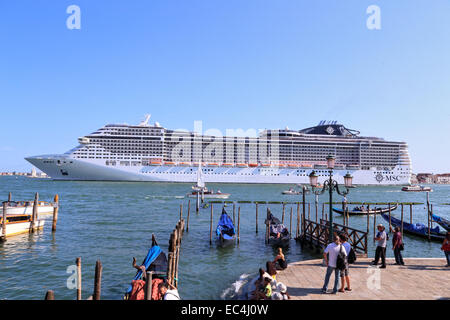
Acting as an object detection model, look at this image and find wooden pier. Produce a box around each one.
[277,258,450,300]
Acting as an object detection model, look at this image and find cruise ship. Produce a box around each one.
[25,116,411,185]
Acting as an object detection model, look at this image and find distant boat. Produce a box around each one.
[281,187,300,195]
[216,208,236,247]
[0,214,45,238]
[333,204,398,216]
[381,213,445,242]
[186,163,230,199]
[401,185,433,192]
[264,209,290,247]
[431,213,450,231]
[0,201,55,216]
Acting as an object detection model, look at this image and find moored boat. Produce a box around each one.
[332,204,398,216]
[431,213,450,231]
[381,213,445,242]
[1,201,55,216]
[264,209,290,247]
[216,208,236,247]
[0,214,46,238]
[124,235,168,300]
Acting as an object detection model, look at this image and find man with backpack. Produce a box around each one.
[322,234,347,294]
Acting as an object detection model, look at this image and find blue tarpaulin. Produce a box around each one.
[125,245,162,294]
[216,210,236,239]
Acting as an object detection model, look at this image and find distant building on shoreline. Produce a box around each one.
[415,172,450,184]
[0,168,48,178]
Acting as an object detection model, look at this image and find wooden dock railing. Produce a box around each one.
[301,218,368,256]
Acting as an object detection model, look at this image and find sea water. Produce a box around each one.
[0,176,448,299]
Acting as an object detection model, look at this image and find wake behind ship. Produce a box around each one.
[26,116,412,185]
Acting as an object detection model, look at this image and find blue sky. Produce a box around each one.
[1,0,449,173]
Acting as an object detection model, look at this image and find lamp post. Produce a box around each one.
[308,155,353,243]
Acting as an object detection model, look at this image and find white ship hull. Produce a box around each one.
[26,156,411,185]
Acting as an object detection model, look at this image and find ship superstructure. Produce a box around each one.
[26,117,411,185]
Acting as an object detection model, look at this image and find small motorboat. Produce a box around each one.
[401,185,433,192]
[431,213,450,231]
[187,188,230,199]
[281,187,300,195]
[216,208,236,247]
[264,209,290,247]
[1,201,55,216]
[381,213,445,242]
[187,163,230,199]
[0,214,46,238]
[333,204,398,216]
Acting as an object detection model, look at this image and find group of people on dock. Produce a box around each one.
[250,247,290,300]
[321,225,450,294]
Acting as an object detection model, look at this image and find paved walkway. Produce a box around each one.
[276,258,449,300]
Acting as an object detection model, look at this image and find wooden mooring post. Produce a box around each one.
[255,203,258,234]
[166,217,184,288]
[186,200,191,232]
[281,203,285,225]
[30,192,38,233]
[145,271,154,300]
[388,203,392,233]
[93,260,102,300]
[8,192,12,203]
[410,204,413,224]
[52,194,59,232]
[76,257,82,300]
[237,207,241,244]
[401,204,404,235]
[209,204,213,245]
[289,207,293,239]
[45,290,55,300]
[233,203,236,224]
[296,202,300,239]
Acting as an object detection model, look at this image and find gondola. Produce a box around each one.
[380,213,446,242]
[124,234,168,300]
[264,209,290,247]
[216,208,236,247]
[332,204,398,216]
[431,214,450,231]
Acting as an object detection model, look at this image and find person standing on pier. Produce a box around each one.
[392,227,405,266]
[321,235,346,294]
[441,232,450,267]
[338,234,352,292]
[372,224,387,268]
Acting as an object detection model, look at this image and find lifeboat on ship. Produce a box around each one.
[207,163,219,167]
[164,161,176,166]
[248,163,258,168]
[236,163,248,168]
[222,163,234,167]
[179,162,191,166]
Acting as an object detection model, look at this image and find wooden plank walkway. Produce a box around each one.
[276,258,450,300]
